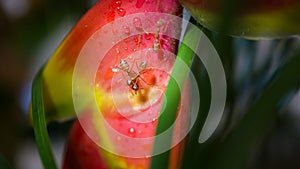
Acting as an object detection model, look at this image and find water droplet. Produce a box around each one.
[144,33,152,40]
[134,36,139,43]
[133,17,142,29]
[84,24,88,28]
[117,7,126,17]
[152,117,156,122]
[136,0,145,8]
[116,47,120,54]
[128,127,136,137]
[123,25,130,35]
[96,83,100,87]
[112,67,119,72]
[112,0,122,8]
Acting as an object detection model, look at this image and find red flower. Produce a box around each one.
[35,0,191,168]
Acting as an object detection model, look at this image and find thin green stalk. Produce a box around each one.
[32,67,58,169]
[150,19,202,169]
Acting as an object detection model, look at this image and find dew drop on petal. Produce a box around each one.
[129,127,135,132]
[116,47,120,54]
[128,127,136,137]
[133,17,142,29]
[112,0,122,8]
[144,33,152,40]
[112,67,119,72]
[123,25,130,35]
[117,7,126,17]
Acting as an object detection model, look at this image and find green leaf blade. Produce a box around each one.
[32,67,58,169]
[150,18,202,169]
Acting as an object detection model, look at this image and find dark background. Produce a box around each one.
[0,0,300,169]
[0,0,93,168]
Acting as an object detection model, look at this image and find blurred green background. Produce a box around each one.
[0,0,300,169]
[0,0,94,168]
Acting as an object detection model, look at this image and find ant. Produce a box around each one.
[152,18,174,53]
[115,58,148,93]
[134,18,167,53]
[152,19,164,53]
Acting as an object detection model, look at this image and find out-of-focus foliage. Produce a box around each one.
[178,0,300,39]
[0,0,89,168]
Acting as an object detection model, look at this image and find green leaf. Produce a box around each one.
[32,67,58,169]
[180,0,300,39]
[150,18,202,169]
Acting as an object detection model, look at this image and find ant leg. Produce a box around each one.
[129,54,139,74]
[112,47,121,68]
[139,73,164,91]
[163,21,169,33]
[137,79,144,90]
[139,76,152,86]
[116,71,127,85]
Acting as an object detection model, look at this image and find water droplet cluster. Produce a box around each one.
[107,0,127,21]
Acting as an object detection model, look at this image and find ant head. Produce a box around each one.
[132,83,139,91]
[120,59,126,64]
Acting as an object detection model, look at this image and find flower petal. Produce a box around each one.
[37,0,183,122]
